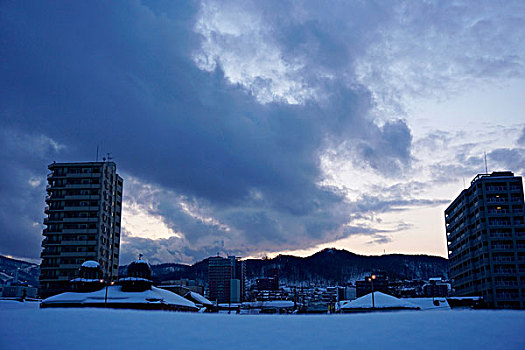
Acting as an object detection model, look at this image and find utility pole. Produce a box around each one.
[368,274,376,309]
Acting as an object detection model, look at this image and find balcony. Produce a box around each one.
[60,240,98,246]
[60,251,97,257]
[489,233,513,238]
[492,257,514,263]
[496,294,520,301]
[40,263,59,268]
[486,185,508,191]
[494,282,518,287]
[64,194,100,200]
[491,245,513,250]
[487,210,510,215]
[40,251,60,257]
[488,221,511,227]
[66,172,101,178]
[62,228,98,234]
[65,184,101,189]
[62,217,99,222]
[63,206,99,211]
[493,269,516,275]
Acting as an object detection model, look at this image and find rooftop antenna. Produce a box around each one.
[484,152,488,174]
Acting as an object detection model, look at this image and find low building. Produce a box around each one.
[422,278,450,298]
[159,279,204,295]
[40,259,199,311]
[340,292,420,313]
[1,283,38,299]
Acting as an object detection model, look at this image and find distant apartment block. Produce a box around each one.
[208,256,246,303]
[39,161,123,298]
[445,171,525,308]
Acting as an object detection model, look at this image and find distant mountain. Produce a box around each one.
[245,248,448,285]
[137,248,448,285]
[0,255,40,287]
[3,248,448,290]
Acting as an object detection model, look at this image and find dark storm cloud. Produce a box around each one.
[0,128,64,258]
[1,1,401,262]
[354,119,413,175]
[2,1,523,263]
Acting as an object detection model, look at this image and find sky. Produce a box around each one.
[1,0,524,265]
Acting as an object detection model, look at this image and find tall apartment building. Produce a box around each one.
[208,256,246,303]
[39,161,123,298]
[445,171,525,308]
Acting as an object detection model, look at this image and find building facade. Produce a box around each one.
[445,171,525,308]
[39,161,123,298]
[208,256,246,303]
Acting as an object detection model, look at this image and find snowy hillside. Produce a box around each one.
[0,255,39,287]
[1,300,524,349]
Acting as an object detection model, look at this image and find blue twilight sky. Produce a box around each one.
[1,0,524,264]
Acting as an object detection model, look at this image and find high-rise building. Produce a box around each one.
[208,256,245,303]
[445,171,525,308]
[39,161,123,298]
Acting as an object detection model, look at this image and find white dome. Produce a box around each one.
[81,260,100,268]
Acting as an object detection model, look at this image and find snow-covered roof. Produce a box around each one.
[340,292,420,310]
[246,300,294,309]
[133,259,150,265]
[81,261,100,268]
[187,292,212,306]
[70,278,103,283]
[41,285,198,310]
[402,298,450,311]
[119,277,152,282]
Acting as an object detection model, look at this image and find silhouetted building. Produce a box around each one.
[256,268,279,291]
[356,273,390,298]
[422,278,449,298]
[39,161,123,298]
[446,171,525,308]
[208,256,245,303]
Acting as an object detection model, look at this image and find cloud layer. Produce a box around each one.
[1,1,524,263]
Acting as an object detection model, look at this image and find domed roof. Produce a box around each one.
[127,259,152,280]
[78,260,102,281]
[81,260,100,268]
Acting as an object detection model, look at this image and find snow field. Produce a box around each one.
[0,301,524,349]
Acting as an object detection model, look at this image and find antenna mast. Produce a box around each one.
[484,152,488,173]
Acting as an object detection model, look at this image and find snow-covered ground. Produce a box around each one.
[1,300,524,349]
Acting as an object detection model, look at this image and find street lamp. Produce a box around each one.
[367,275,376,309]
